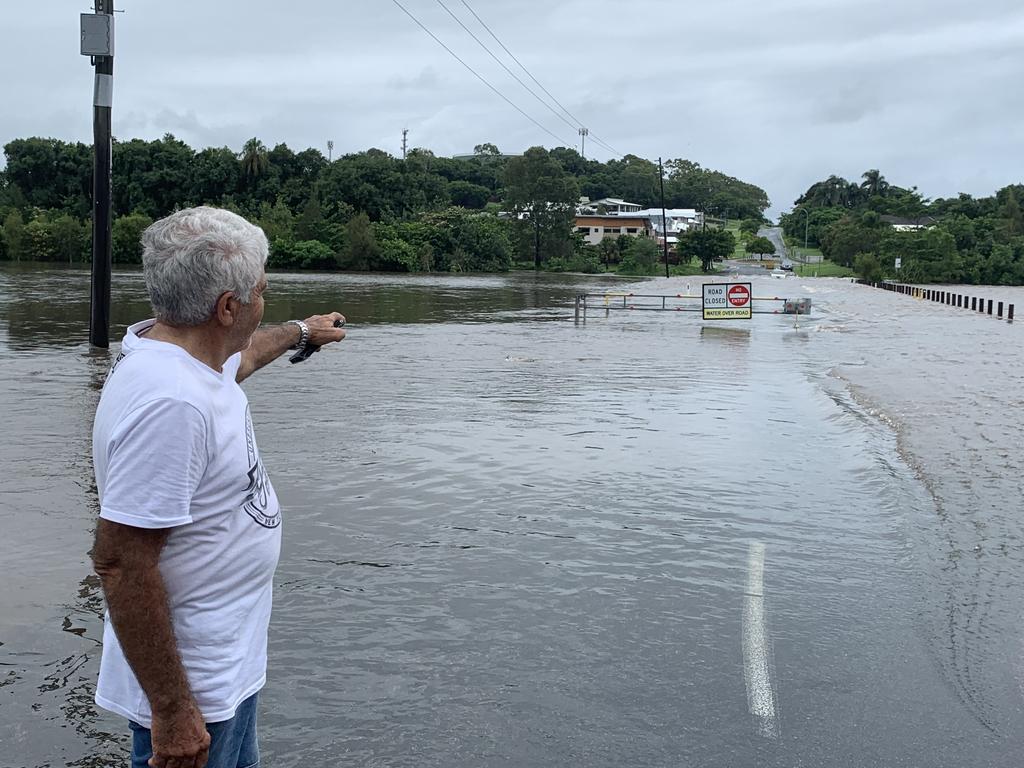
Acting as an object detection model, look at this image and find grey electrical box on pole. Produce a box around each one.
[80,13,115,56]
[82,4,115,348]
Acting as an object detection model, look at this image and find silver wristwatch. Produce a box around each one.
[287,319,310,351]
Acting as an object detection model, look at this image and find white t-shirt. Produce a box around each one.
[92,320,282,727]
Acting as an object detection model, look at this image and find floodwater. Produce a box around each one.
[2,264,1024,767]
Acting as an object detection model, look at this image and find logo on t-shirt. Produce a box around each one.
[242,406,280,528]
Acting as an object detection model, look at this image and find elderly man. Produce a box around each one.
[91,206,344,768]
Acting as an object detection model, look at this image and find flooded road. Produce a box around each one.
[2,265,1024,767]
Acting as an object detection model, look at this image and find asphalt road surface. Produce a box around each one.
[761,225,822,264]
[761,226,787,255]
[723,259,771,276]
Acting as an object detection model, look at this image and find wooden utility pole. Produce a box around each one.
[83,1,115,347]
[659,157,670,278]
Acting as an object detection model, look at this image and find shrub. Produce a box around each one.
[268,238,336,269]
[617,237,661,276]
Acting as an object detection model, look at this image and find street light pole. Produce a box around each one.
[794,206,812,275]
[796,206,810,250]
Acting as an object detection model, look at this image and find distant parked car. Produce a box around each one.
[780,260,794,271]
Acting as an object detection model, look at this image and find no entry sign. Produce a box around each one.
[728,284,750,307]
[703,282,753,320]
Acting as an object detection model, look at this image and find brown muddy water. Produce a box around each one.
[2,264,1024,767]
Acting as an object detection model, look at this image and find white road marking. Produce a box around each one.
[743,541,779,739]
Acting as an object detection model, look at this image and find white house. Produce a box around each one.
[577,197,643,215]
[573,203,705,247]
[880,215,937,232]
[627,208,705,246]
[574,215,653,246]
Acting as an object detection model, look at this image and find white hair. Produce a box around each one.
[141,206,269,326]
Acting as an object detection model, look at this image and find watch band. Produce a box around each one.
[289,317,345,365]
[287,319,310,351]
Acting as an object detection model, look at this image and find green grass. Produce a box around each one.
[781,237,854,276]
[724,222,750,259]
[670,262,722,276]
[790,245,823,262]
[796,259,855,278]
[783,234,822,261]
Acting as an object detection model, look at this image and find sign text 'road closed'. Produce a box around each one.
[703,282,753,320]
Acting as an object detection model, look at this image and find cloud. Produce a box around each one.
[4,0,1024,217]
[386,67,442,91]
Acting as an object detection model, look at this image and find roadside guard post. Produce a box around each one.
[702,283,752,320]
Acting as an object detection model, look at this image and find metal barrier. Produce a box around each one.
[856,280,1014,323]
[574,293,811,323]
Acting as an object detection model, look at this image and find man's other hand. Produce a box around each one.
[149,701,211,768]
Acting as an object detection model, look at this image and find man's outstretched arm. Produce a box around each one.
[236,313,346,383]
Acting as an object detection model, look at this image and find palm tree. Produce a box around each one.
[240,138,269,180]
[796,180,828,208]
[846,181,865,207]
[798,175,857,208]
[824,175,847,206]
[860,169,889,198]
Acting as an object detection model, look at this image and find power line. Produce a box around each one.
[458,0,583,130]
[589,135,624,157]
[435,0,578,135]
[389,0,573,148]
[458,0,624,158]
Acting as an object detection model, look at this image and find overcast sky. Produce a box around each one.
[7,0,1024,217]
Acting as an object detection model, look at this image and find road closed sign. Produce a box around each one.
[703,282,753,320]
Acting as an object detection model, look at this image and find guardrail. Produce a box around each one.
[856,280,1014,322]
[573,292,810,323]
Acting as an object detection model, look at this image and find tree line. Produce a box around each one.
[0,136,769,274]
[779,170,1024,284]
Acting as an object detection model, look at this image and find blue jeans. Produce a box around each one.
[129,693,260,768]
